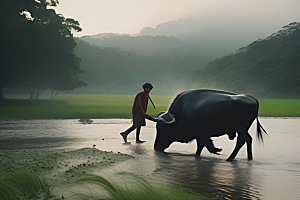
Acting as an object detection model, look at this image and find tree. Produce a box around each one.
[0,0,87,100]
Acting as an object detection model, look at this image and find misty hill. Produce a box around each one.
[140,14,289,56]
[191,22,300,98]
[79,11,288,66]
[73,38,203,95]
[79,33,202,57]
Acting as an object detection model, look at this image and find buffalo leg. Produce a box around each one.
[196,138,222,156]
[241,125,253,160]
[227,124,252,161]
[205,139,222,154]
[227,133,246,161]
[196,139,205,156]
[246,132,253,160]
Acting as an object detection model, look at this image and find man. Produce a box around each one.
[120,83,157,143]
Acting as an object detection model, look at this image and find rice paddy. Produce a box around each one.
[0,94,299,119]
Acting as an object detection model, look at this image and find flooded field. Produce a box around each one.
[0,118,299,199]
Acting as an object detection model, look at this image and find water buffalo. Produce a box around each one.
[154,89,267,161]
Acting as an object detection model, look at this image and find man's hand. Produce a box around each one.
[145,114,158,122]
[150,117,158,123]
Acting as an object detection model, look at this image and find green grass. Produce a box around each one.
[68,174,213,200]
[259,99,300,117]
[0,171,51,200]
[0,148,213,199]
[0,171,212,200]
[0,94,299,119]
[0,94,172,119]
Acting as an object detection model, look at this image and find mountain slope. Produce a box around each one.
[79,33,200,57]
[191,22,300,97]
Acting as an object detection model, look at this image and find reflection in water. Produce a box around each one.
[153,152,262,199]
[130,143,149,156]
[0,137,76,150]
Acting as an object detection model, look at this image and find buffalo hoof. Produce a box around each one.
[213,148,222,155]
[213,148,222,153]
[228,135,235,140]
[154,146,164,151]
[226,157,234,162]
[216,148,222,152]
[208,147,222,155]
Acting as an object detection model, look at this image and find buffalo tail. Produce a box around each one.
[256,117,268,143]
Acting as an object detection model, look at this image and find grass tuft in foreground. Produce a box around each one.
[0,171,51,200]
[0,171,212,200]
[62,174,213,200]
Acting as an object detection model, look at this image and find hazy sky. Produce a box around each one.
[54,0,300,37]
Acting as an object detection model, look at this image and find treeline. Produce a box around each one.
[79,33,223,59]
[0,0,86,100]
[191,22,300,98]
[80,33,187,56]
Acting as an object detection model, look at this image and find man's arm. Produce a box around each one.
[137,93,157,122]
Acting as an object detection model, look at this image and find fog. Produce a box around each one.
[54,0,300,96]
[140,1,300,55]
[55,0,300,38]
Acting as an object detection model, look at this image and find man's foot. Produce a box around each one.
[136,140,145,143]
[120,132,127,143]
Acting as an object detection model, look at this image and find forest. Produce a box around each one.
[191,22,300,98]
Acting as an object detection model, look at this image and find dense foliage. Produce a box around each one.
[192,22,300,98]
[0,0,86,100]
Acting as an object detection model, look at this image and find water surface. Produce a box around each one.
[0,118,299,199]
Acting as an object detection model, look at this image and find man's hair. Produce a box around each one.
[142,83,153,89]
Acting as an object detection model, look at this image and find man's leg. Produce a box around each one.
[135,126,145,143]
[120,124,136,143]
